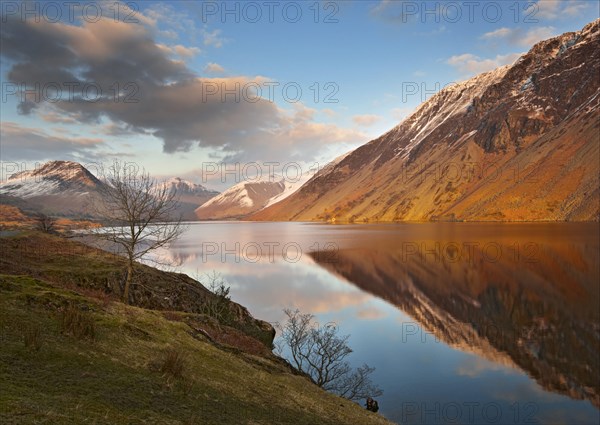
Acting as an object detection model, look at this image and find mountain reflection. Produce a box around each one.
[309,225,600,408]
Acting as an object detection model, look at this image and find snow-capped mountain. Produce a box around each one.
[159,177,218,198]
[195,176,286,220]
[261,166,325,209]
[1,160,104,198]
[253,20,600,222]
[0,160,107,217]
[0,162,219,220]
[160,177,219,220]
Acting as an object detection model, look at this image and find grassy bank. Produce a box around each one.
[0,232,392,424]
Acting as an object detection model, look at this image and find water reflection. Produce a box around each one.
[310,224,600,408]
[163,222,599,424]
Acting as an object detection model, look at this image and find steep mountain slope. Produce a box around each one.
[159,177,219,220]
[253,20,600,222]
[195,177,286,220]
[0,161,107,217]
[1,160,103,197]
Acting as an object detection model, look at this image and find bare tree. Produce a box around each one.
[34,213,57,233]
[92,161,185,303]
[276,308,382,402]
[196,271,232,322]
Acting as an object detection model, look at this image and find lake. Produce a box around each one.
[158,222,599,425]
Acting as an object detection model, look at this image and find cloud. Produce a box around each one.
[1,7,366,164]
[352,114,382,127]
[519,27,559,46]
[560,1,590,16]
[481,26,557,47]
[391,107,413,122]
[204,62,225,73]
[446,52,523,76]
[480,27,513,40]
[535,0,590,20]
[96,123,144,137]
[357,306,387,320]
[157,44,201,58]
[321,108,337,119]
[39,111,78,124]
[202,28,225,48]
[0,122,105,161]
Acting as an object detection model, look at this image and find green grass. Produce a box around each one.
[0,274,392,424]
[0,232,276,349]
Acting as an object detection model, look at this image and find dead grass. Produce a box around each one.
[159,348,187,379]
[60,303,96,340]
[23,324,43,351]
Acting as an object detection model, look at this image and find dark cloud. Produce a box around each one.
[1,6,365,163]
[0,122,104,161]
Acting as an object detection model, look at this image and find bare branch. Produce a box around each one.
[276,308,382,403]
[90,160,187,303]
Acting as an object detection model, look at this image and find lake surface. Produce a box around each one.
[158,222,599,425]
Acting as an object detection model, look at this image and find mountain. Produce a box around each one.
[0,160,107,217]
[1,160,103,198]
[159,177,219,220]
[253,20,600,222]
[159,177,218,199]
[0,162,219,221]
[195,176,286,220]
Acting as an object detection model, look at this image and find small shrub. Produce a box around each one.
[64,284,113,310]
[23,324,43,351]
[197,271,232,323]
[60,304,96,340]
[160,348,186,379]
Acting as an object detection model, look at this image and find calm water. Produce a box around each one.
[158,222,599,425]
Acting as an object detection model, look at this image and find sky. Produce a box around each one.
[1,0,597,189]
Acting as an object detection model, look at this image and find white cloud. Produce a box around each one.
[202,28,225,48]
[519,27,558,46]
[446,52,523,76]
[391,107,413,122]
[352,114,382,127]
[561,1,590,16]
[204,62,225,73]
[481,27,514,40]
[156,43,201,58]
[321,108,337,119]
[534,0,589,20]
[173,45,201,57]
[481,26,557,47]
